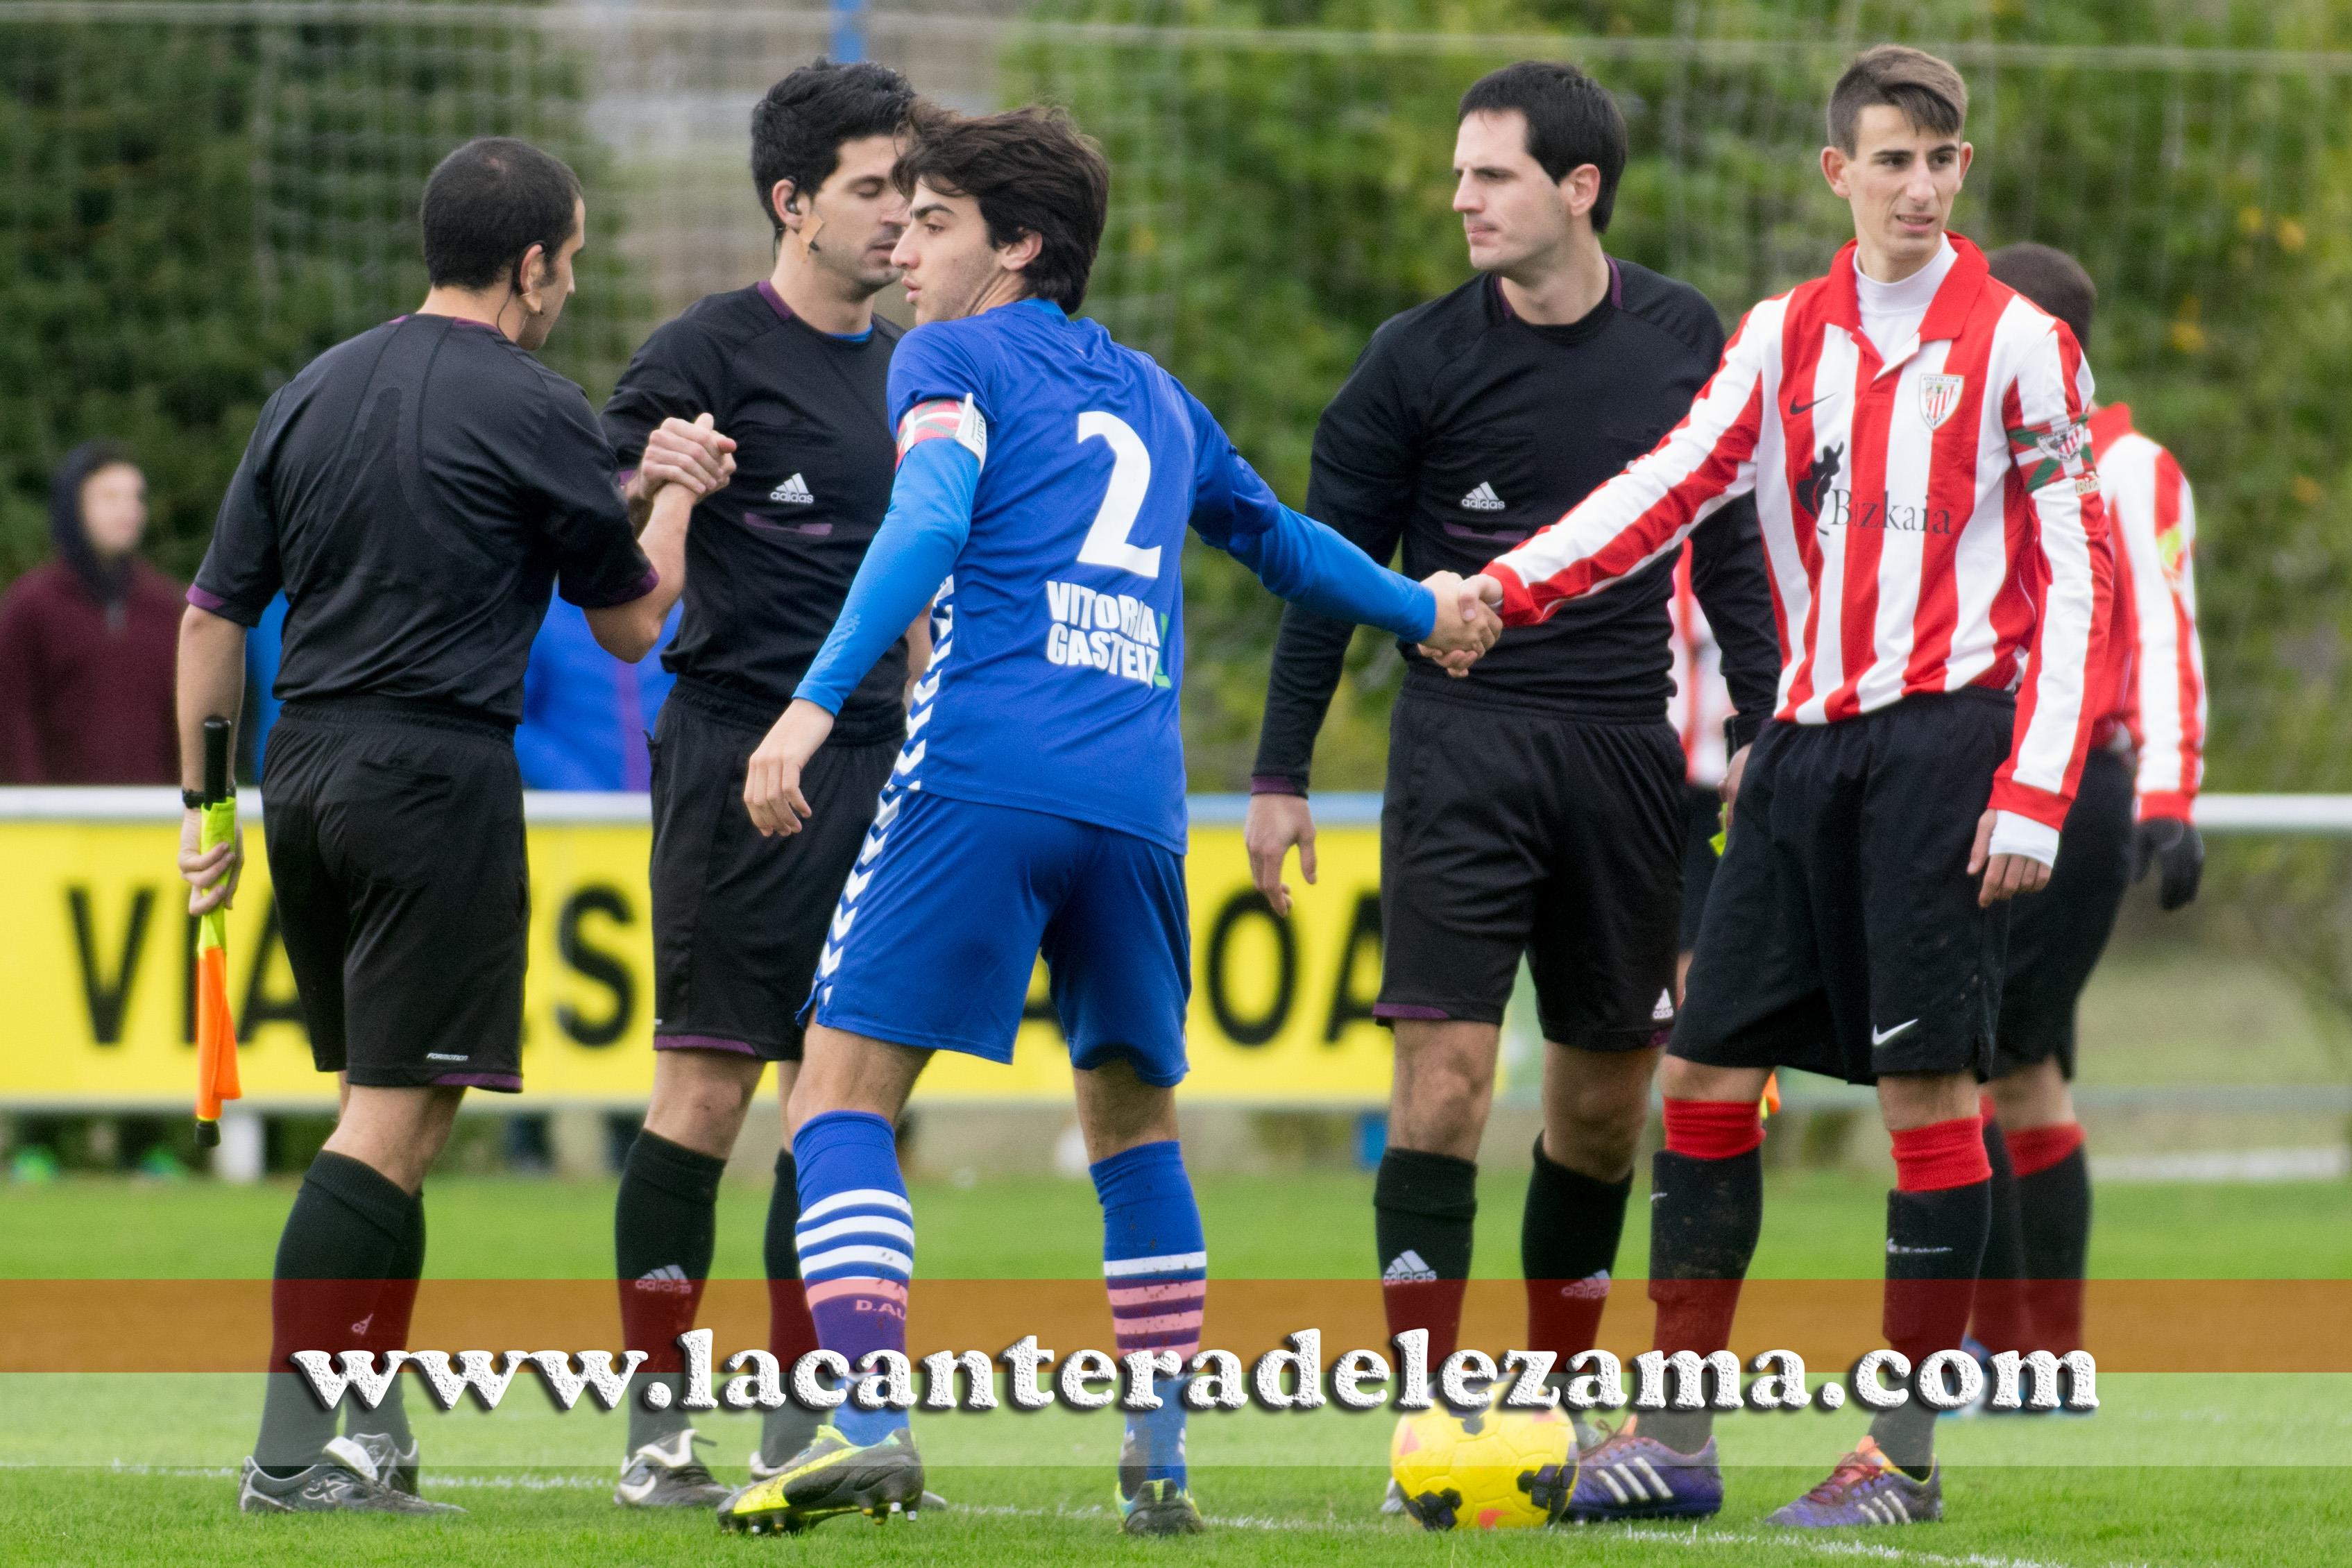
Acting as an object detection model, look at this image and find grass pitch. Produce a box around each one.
[5,1168,2349,1567]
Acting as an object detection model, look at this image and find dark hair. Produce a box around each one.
[893,105,1109,312]
[750,59,919,238]
[1827,44,1968,154]
[1988,242,2097,352]
[420,137,583,290]
[1458,61,1629,234]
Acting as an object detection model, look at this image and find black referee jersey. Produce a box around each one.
[192,312,654,719]
[1253,264,1782,787]
[602,282,907,746]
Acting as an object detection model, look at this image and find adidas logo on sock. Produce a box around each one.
[1382,1250,1438,1283]
[769,473,815,505]
[1459,482,1505,512]
[633,1263,696,1295]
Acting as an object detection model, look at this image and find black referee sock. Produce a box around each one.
[1374,1148,1478,1397]
[257,1152,414,1473]
[1642,1145,1763,1456]
[346,1189,425,1452]
[1872,1181,1991,1478]
[615,1130,726,1456]
[762,1149,821,1465]
[1521,1136,1633,1366]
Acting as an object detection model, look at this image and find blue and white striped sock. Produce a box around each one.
[792,1110,913,1447]
[1093,1139,1205,1490]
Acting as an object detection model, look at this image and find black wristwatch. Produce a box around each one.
[182,789,210,810]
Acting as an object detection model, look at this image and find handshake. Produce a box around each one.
[1414,572,1507,676]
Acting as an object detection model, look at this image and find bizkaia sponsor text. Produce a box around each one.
[286,1331,2096,1417]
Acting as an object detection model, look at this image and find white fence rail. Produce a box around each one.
[6,787,2352,832]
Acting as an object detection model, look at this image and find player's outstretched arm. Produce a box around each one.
[1482,306,1773,628]
[745,416,978,837]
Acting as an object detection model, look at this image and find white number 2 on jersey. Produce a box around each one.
[1074,411,1161,579]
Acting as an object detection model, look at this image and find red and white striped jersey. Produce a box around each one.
[2086,404,2205,821]
[1483,237,2113,861]
[1669,542,1734,788]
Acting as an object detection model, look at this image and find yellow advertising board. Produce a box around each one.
[0,792,1420,1107]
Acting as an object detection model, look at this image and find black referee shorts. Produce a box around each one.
[1993,747,2135,1080]
[649,684,901,1062]
[1377,690,1685,1049]
[1672,691,2016,1086]
[261,699,529,1091]
[1678,783,1726,954]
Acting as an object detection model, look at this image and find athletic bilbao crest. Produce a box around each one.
[1916,373,1965,430]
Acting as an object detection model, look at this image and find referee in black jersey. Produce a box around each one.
[594,62,926,1506]
[1244,62,1780,1481]
[177,137,726,1512]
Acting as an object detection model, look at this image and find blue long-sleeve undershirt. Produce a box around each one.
[1227,504,1435,644]
[793,432,1438,715]
[794,437,975,715]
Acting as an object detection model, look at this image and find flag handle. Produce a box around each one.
[194,717,238,1149]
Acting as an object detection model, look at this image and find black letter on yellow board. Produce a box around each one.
[1205,890,1295,1048]
[67,885,153,1045]
[239,898,308,1040]
[1322,892,1383,1043]
[556,885,634,1047]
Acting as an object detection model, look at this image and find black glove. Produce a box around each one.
[2133,817,2203,911]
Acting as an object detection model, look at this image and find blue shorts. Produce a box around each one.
[809,789,1193,1086]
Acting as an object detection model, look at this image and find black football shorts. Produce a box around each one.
[1671,690,2018,1086]
[1377,690,1685,1050]
[1993,746,2135,1080]
[648,683,900,1062]
[261,699,529,1090]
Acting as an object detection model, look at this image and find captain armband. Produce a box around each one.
[896,395,988,469]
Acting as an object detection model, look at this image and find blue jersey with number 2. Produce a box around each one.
[887,300,1288,851]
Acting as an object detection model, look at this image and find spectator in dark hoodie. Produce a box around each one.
[0,444,182,783]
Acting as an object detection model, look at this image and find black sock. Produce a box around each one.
[257,1152,412,1473]
[1970,1114,2031,1353]
[762,1149,820,1464]
[345,1189,425,1451]
[1642,1148,1762,1456]
[1872,1182,1991,1478]
[1522,1136,1633,1365]
[1374,1149,1477,1394]
[2016,1145,2092,1352]
[615,1130,726,1454]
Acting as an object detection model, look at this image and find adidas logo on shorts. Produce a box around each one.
[1382,1249,1438,1283]
[769,472,815,505]
[1652,989,1675,1023]
[1459,482,1505,512]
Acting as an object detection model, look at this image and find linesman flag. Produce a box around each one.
[193,715,242,1148]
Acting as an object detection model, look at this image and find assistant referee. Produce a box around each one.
[176,136,730,1515]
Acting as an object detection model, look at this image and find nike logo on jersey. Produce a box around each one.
[1870,1019,1919,1047]
[1459,482,1506,512]
[1788,392,1839,418]
[769,473,815,504]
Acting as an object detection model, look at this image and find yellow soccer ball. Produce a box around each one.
[1389,1399,1576,1531]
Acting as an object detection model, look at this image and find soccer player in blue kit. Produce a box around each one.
[716,105,1502,1537]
